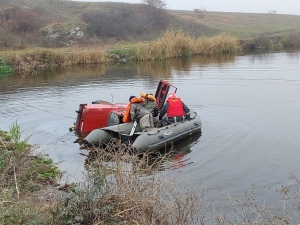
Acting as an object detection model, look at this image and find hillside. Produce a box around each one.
[169,10,300,39]
[1,0,300,49]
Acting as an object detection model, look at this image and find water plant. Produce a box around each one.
[0,59,13,76]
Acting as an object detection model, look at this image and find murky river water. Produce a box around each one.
[1,50,300,210]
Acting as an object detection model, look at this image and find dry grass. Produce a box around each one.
[137,29,193,60]
[52,141,202,225]
[2,0,300,51]
[193,33,241,54]
[0,31,240,73]
[51,140,300,225]
[2,124,300,224]
[0,123,61,225]
[137,30,240,61]
[2,47,110,72]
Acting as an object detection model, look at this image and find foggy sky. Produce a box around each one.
[75,0,300,15]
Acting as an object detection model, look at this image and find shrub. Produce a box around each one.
[0,59,13,75]
[82,4,171,41]
[0,65,13,76]
[282,31,300,47]
[0,7,39,34]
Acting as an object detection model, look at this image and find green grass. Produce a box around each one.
[0,121,61,193]
[108,47,139,61]
[0,60,13,76]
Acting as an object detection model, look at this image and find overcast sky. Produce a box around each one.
[75,0,300,15]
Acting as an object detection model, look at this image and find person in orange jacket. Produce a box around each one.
[158,92,190,124]
[140,92,159,127]
[122,95,154,132]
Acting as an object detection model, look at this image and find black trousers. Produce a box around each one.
[167,116,185,123]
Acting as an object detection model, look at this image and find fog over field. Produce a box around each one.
[75,0,300,15]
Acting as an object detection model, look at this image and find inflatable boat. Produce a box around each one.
[74,80,202,152]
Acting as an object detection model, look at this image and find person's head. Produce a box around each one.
[167,92,176,99]
[129,95,136,102]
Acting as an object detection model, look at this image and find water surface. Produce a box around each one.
[1,50,299,208]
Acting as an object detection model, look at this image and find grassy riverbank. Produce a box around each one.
[1,0,300,74]
[0,122,61,224]
[0,30,240,73]
[2,123,300,224]
[0,123,201,224]
[1,28,299,74]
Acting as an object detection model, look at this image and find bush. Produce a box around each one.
[283,31,300,47]
[0,58,13,76]
[82,4,171,41]
[0,65,13,75]
[1,7,39,34]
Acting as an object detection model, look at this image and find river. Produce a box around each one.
[1,49,300,212]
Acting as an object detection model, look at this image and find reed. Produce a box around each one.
[4,47,110,72]
[0,31,240,73]
[137,30,240,61]
[194,33,241,54]
[137,29,194,61]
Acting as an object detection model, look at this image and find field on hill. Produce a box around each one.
[169,10,300,39]
[1,0,300,50]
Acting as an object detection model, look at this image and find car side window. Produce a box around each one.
[107,112,120,126]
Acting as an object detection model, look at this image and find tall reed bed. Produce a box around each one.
[137,30,240,61]
[193,33,241,55]
[1,31,240,73]
[4,47,110,72]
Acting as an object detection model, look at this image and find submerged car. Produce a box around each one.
[74,80,202,152]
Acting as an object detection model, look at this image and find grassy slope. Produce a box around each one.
[169,10,300,39]
[1,0,300,46]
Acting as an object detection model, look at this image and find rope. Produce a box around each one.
[22,102,76,119]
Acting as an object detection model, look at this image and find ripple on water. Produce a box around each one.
[1,51,300,207]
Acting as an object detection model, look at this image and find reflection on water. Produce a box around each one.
[1,49,300,211]
[83,132,202,175]
[137,53,236,78]
[0,52,237,93]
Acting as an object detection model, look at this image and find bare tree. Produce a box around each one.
[193,4,207,18]
[141,0,167,9]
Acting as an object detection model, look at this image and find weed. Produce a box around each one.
[0,121,60,195]
[8,120,31,152]
[0,59,13,76]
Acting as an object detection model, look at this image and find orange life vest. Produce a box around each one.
[166,97,185,117]
[122,97,145,123]
[140,92,156,101]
